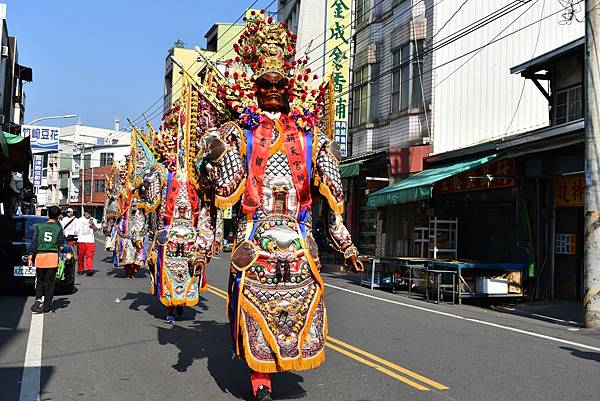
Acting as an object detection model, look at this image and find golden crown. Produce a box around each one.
[233,10,296,77]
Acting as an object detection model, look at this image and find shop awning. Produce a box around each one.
[339,160,362,178]
[339,149,388,178]
[0,131,26,158]
[367,154,497,207]
[0,133,31,174]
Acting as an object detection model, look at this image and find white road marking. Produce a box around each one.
[19,312,43,401]
[324,283,600,353]
[497,306,582,326]
[531,313,582,326]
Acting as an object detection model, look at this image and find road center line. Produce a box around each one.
[19,312,43,401]
[324,283,600,353]
[325,342,430,391]
[205,284,447,390]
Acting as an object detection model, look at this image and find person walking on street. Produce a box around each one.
[76,209,100,276]
[30,205,66,314]
[61,207,78,248]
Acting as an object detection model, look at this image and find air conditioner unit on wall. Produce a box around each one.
[1,46,8,57]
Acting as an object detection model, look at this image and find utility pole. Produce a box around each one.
[80,145,85,217]
[584,0,600,328]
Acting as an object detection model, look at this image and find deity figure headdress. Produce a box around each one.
[215,10,326,128]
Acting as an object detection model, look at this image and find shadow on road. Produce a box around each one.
[52,297,71,311]
[106,267,148,279]
[560,346,600,363]
[0,288,29,401]
[156,320,306,400]
[1,366,55,401]
[121,291,209,321]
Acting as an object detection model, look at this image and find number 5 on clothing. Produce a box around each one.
[44,232,53,242]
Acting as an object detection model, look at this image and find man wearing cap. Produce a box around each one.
[61,208,78,249]
[75,208,100,276]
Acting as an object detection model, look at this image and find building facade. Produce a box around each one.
[0,4,32,134]
[345,0,583,255]
[34,124,130,218]
[0,4,33,216]
[164,23,244,109]
[367,37,584,301]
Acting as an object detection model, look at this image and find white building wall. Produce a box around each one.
[431,0,584,154]
[33,124,131,209]
[83,144,131,169]
[60,124,130,146]
[279,0,328,78]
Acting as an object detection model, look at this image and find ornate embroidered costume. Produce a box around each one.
[137,81,217,307]
[198,12,359,376]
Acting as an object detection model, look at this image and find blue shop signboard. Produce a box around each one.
[22,125,60,151]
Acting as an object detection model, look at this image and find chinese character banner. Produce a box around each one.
[22,124,61,151]
[32,154,43,186]
[555,175,584,207]
[325,0,351,157]
[436,159,516,194]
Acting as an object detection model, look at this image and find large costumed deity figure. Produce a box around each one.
[138,78,217,323]
[101,163,120,252]
[111,133,155,279]
[197,12,363,401]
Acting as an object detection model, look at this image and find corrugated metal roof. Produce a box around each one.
[426,119,584,165]
[510,37,584,75]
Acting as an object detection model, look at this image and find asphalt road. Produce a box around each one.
[2,242,600,401]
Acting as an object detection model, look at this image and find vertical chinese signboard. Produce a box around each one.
[325,0,351,157]
[22,125,60,151]
[32,154,43,186]
[555,175,585,207]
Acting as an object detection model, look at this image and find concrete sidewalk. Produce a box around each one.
[321,262,584,327]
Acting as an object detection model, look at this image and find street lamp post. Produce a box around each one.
[27,114,77,126]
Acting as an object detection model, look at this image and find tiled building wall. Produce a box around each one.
[350,0,434,157]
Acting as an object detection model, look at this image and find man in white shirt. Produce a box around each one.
[76,209,100,276]
[60,208,78,248]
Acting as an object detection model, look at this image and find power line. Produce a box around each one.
[147,0,430,125]
[145,0,542,132]
[302,0,526,82]
[128,0,268,128]
[330,0,584,109]
[433,0,538,88]
[140,0,282,125]
[209,0,277,61]
[430,0,471,41]
[129,0,576,140]
[302,0,449,73]
[505,0,546,134]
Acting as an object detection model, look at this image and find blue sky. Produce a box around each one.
[7,0,276,130]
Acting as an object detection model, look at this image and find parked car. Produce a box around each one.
[0,215,76,294]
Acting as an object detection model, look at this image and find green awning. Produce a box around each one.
[0,131,25,158]
[4,132,25,144]
[339,160,362,178]
[367,154,497,207]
